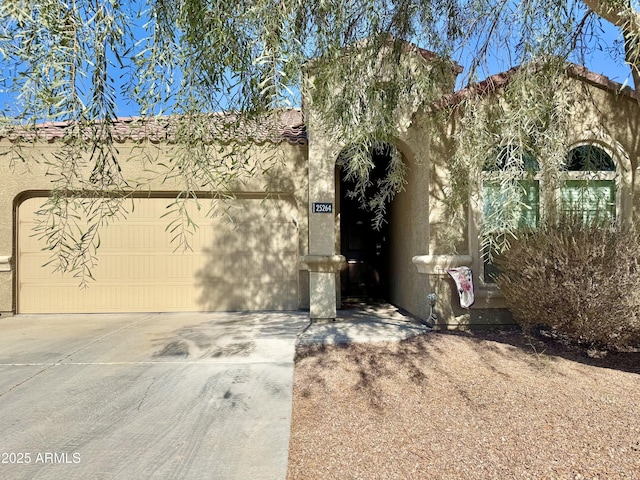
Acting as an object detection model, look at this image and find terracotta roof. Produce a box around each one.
[431,67,519,110]
[565,64,638,99]
[0,109,308,145]
[430,63,638,111]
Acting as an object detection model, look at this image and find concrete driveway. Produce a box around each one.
[0,311,309,480]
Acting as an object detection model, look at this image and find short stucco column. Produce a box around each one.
[0,256,11,315]
[301,255,345,320]
[412,254,473,327]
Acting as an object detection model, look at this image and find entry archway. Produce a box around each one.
[337,143,396,302]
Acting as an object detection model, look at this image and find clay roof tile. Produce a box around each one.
[0,109,308,145]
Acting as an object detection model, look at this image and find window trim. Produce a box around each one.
[479,174,542,284]
[558,142,620,223]
[470,140,630,294]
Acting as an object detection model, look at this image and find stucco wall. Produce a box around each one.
[3,69,637,323]
[0,139,308,314]
[387,131,432,320]
[416,76,640,327]
[347,73,640,328]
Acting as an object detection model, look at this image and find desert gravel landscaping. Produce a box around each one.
[287,329,640,479]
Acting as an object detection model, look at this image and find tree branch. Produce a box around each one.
[581,0,640,88]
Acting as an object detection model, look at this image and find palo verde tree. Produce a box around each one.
[0,0,638,278]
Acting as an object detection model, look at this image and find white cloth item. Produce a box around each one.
[447,266,475,308]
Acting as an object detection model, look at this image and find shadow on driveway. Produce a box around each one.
[0,311,308,480]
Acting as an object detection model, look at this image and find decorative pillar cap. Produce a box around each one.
[412,254,472,275]
[301,255,345,273]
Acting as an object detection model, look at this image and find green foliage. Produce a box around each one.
[33,194,128,288]
[0,0,637,280]
[337,141,407,229]
[495,216,640,349]
[444,61,571,258]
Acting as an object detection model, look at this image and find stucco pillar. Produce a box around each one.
[0,191,15,314]
[0,256,12,315]
[302,255,344,320]
[412,254,473,327]
[302,111,345,320]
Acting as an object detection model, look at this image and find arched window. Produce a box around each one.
[561,145,616,223]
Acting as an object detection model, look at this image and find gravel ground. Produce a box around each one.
[287,330,640,479]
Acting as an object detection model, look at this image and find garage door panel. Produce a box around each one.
[267,223,296,252]
[17,229,43,251]
[18,196,299,314]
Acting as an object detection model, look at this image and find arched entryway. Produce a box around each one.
[337,144,395,303]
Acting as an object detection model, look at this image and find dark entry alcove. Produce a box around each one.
[338,146,393,302]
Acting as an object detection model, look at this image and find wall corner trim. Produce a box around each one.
[0,256,11,272]
[412,254,472,275]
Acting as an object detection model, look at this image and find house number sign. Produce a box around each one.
[312,202,333,213]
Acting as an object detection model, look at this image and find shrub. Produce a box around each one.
[494,217,640,349]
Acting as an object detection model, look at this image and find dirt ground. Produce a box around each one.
[287,329,640,479]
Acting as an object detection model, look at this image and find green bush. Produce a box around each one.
[494,217,640,349]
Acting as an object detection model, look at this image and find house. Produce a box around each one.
[1,48,638,327]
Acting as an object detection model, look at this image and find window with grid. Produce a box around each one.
[561,145,616,223]
[480,144,617,284]
[481,148,540,283]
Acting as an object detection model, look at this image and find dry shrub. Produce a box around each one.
[494,217,640,349]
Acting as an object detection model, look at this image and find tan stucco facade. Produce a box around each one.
[0,139,309,315]
[408,75,640,327]
[302,68,640,327]
[2,62,639,325]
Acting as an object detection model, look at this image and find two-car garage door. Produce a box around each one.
[17,196,299,314]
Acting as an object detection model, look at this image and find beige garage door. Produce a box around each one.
[18,196,299,314]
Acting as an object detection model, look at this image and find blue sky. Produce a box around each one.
[0,11,633,119]
[568,18,632,85]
